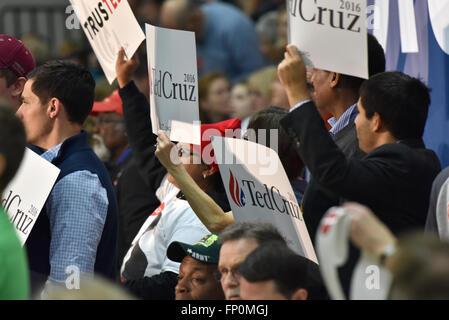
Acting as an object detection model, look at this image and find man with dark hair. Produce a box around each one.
[302,33,386,244]
[16,60,118,295]
[217,221,286,300]
[278,45,441,295]
[167,233,224,300]
[0,34,35,112]
[160,0,264,83]
[238,243,327,300]
[0,104,29,299]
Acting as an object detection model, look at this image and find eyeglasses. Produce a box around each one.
[177,146,203,161]
[215,268,241,282]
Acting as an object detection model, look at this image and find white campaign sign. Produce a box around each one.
[146,24,201,145]
[1,148,60,245]
[211,136,318,263]
[70,0,145,84]
[316,207,392,300]
[288,0,368,79]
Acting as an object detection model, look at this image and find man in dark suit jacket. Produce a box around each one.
[278,46,441,295]
[302,34,386,242]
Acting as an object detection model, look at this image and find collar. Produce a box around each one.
[328,103,358,136]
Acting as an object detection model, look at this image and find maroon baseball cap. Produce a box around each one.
[0,34,35,78]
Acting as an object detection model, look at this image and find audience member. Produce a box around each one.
[155,106,306,232]
[217,221,287,300]
[160,0,264,83]
[0,34,35,112]
[0,104,29,300]
[198,72,232,123]
[238,243,328,300]
[278,45,441,295]
[91,90,160,277]
[16,60,118,295]
[116,48,234,300]
[167,233,225,300]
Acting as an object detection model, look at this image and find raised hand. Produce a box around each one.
[115,47,139,88]
[277,45,311,108]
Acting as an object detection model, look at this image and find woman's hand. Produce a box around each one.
[155,131,182,171]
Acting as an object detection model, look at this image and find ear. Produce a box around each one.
[329,72,341,89]
[10,77,27,99]
[371,112,383,133]
[47,98,63,120]
[290,288,308,300]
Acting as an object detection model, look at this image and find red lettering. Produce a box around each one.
[110,0,118,9]
[102,0,112,14]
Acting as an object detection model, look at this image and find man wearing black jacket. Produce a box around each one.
[278,45,441,294]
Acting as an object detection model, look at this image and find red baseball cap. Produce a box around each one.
[91,90,123,116]
[0,34,35,78]
[193,118,242,172]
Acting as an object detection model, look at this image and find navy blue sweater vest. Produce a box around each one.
[26,132,118,291]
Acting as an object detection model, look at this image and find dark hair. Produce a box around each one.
[238,243,328,300]
[28,60,95,125]
[0,104,26,191]
[360,71,431,140]
[247,106,304,180]
[0,68,19,87]
[218,221,286,246]
[338,33,386,93]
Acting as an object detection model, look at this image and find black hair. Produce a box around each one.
[360,71,431,140]
[247,106,304,180]
[28,60,95,125]
[338,33,386,93]
[0,104,26,191]
[238,243,328,300]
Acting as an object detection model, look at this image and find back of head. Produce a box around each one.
[0,102,26,192]
[389,232,449,300]
[238,243,327,300]
[27,60,95,125]
[359,71,431,140]
[218,221,286,246]
[338,33,386,93]
[247,106,304,180]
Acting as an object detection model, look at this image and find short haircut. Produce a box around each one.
[0,68,19,87]
[338,33,386,93]
[218,221,286,246]
[359,71,431,140]
[0,103,26,191]
[27,60,95,125]
[247,106,304,180]
[238,243,328,299]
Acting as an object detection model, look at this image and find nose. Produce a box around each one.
[175,278,190,296]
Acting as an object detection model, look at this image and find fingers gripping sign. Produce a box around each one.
[115,47,140,88]
[277,45,311,108]
[155,131,183,168]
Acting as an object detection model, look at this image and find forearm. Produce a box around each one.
[169,165,234,232]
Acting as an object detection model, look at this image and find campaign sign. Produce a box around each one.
[211,136,317,263]
[288,0,369,78]
[69,0,145,83]
[145,24,201,145]
[1,148,60,245]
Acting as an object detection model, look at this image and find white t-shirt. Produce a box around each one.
[121,178,210,279]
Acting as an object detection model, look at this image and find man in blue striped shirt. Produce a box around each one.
[16,61,118,296]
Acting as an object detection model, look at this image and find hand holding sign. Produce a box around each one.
[278,45,312,108]
[155,131,182,169]
[116,47,139,89]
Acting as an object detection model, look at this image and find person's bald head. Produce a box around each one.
[160,0,203,35]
